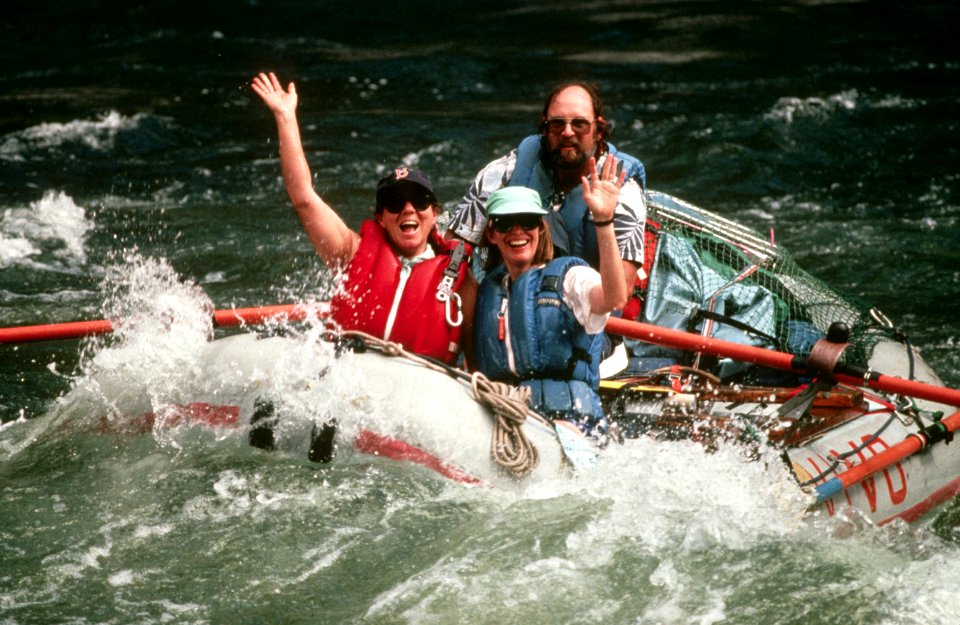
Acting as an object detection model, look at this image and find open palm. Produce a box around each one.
[251,72,297,116]
[582,155,625,222]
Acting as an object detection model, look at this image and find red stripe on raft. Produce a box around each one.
[170,402,241,428]
[353,429,488,486]
[880,476,960,526]
[95,402,240,435]
[829,409,960,496]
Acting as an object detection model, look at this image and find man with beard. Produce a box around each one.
[445,82,648,310]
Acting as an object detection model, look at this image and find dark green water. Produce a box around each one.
[2,2,959,623]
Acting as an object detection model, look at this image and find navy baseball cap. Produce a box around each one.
[376,166,437,210]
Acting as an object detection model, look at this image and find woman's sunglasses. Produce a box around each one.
[490,214,542,233]
[380,192,435,214]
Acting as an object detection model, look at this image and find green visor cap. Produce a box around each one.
[485,187,548,217]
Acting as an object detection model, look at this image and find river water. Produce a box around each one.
[2,1,959,623]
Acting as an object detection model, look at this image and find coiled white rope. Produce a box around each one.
[335,331,541,478]
[469,372,540,478]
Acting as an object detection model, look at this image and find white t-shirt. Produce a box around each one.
[562,265,609,334]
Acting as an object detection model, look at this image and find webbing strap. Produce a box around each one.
[436,240,466,303]
[688,307,780,346]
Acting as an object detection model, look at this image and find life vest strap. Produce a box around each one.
[436,240,467,303]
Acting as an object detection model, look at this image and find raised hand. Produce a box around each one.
[251,72,297,117]
[581,155,626,224]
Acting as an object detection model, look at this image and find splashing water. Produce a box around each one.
[48,253,218,434]
[0,190,93,268]
[765,90,860,124]
[2,3,959,623]
[0,111,146,159]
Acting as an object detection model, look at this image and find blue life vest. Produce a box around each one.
[508,135,646,266]
[473,257,606,429]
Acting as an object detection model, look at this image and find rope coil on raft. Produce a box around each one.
[333,330,541,479]
[469,372,540,478]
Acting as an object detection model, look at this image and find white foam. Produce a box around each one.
[0,232,38,266]
[0,110,145,158]
[132,523,174,540]
[766,89,859,124]
[52,252,218,435]
[0,190,93,268]
[878,551,960,623]
[107,569,136,587]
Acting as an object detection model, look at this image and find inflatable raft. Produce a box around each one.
[23,190,960,525]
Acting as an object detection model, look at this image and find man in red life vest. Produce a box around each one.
[252,72,476,365]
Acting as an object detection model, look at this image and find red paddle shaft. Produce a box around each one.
[0,304,314,345]
[4,304,957,407]
[605,316,960,408]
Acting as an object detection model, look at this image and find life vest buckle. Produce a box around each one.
[436,275,455,302]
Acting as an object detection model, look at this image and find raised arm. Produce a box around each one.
[581,156,628,314]
[251,72,359,270]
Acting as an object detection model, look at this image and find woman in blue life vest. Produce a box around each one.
[252,72,476,365]
[472,156,628,434]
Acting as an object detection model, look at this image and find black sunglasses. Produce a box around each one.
[543,117,594,134]
[490,214,542,233]
[380,191,435,214]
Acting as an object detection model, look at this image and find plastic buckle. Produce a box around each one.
[436,275,455,302]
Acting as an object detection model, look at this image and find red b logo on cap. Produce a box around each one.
[394,167,409,179]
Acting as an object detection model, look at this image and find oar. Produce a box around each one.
[604,316,960,408]
[6,302,958,407]
[813,408,960,504]
[0,304,317,345]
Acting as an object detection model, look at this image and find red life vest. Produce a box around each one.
[621,217,661,322]
[329,220,470,364]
